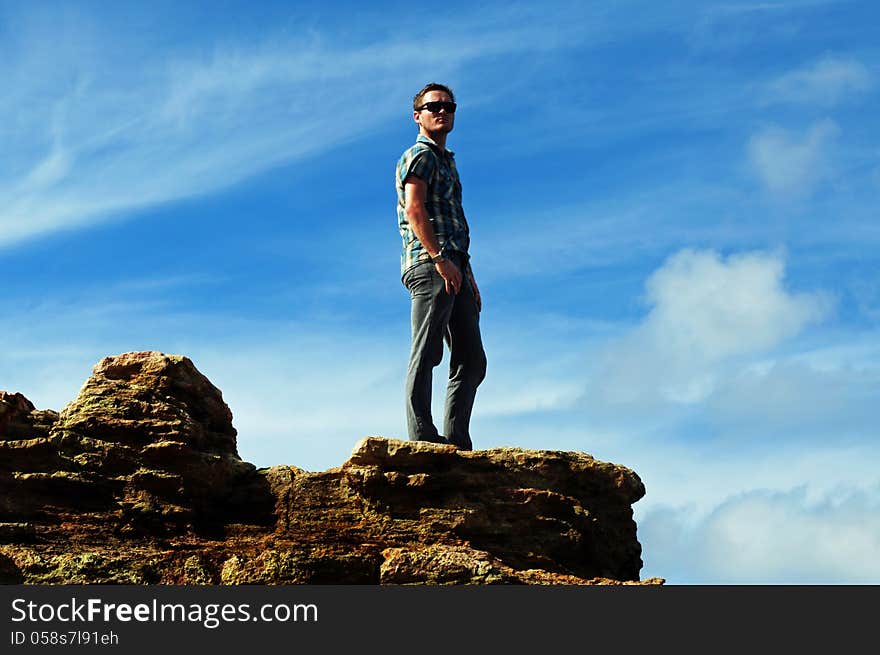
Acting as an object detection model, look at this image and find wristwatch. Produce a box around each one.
[430,251,446,263]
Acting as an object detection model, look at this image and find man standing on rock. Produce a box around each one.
[396,82,487,451]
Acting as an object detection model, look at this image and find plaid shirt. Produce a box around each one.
[396,135,470,276]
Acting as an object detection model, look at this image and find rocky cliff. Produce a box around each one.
[0,351,661,585]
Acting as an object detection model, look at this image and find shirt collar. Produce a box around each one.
[416,134,454,157]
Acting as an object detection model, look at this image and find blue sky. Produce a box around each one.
[2,0,879,583]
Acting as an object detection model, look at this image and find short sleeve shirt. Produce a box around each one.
[396,135,470,277]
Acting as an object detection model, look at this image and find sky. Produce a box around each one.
[2,0,878,584]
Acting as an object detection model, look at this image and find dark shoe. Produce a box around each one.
[419,435,451,445]
[446,436,472,451]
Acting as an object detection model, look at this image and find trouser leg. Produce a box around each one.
[404,262,453,443]
[443,266,487,451]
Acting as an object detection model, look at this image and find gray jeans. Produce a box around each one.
[402,253,486,450]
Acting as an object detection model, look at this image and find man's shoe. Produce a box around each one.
[446,436,472,451]
[420,435,451,445]
[439,436,460,449]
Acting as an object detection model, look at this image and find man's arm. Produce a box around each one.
[404,174,462,294]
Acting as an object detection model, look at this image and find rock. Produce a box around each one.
[53,351,239,455]
[0,392,35,436]
[0,351,663,585]
[333,437,645,580]
[0,523,36,544]
[0,392,58,439]
[379,544,515,584]
[50,352,255,525]
[2,352,254,530]
[0,552,23,583]
[0,437,69,473]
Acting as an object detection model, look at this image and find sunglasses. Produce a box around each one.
[417,101,457,114]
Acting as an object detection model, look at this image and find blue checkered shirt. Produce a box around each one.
[396,135,470,277]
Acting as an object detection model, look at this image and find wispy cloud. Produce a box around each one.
[764,56,873,106]
[687,0,837,54]
[748,119,840,196]
[0,5,586,250]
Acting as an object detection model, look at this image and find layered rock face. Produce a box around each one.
[0,351,661,585]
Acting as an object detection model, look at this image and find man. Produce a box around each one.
[395,82,487,451]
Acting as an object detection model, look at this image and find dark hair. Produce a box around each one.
[413,82,456,110]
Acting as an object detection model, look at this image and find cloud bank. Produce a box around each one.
[588,248,830,407]
[639,484,880,583]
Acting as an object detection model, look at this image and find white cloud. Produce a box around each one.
[765,56,873,106]
[748,119,840,196]
[644,249,826,358]
[639,484,880,583]
[589,249,830,407]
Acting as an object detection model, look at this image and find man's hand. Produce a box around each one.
[436,258,462,295]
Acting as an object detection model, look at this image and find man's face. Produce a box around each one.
[414,90,455,137]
